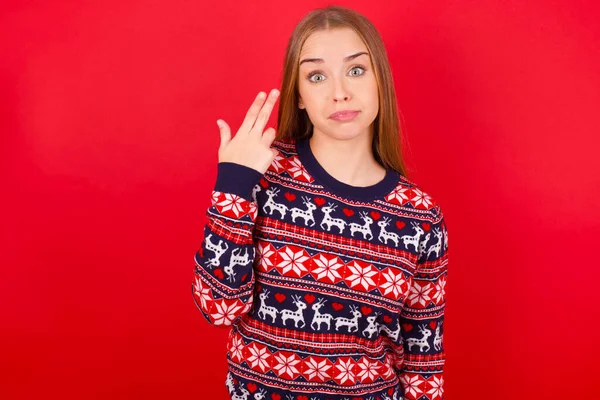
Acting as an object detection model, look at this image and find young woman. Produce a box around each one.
[193,5,448,400]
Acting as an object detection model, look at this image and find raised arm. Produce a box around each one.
[192,89,281,327]
[192,162,263,326]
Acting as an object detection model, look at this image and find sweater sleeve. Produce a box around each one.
[191,162,264,328]
[397,205,449,399]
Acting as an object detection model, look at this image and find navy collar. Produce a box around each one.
[295,136,400,202]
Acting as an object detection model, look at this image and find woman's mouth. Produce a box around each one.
[329,110,360,121]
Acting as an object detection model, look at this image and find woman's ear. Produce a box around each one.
[298,98,305,109]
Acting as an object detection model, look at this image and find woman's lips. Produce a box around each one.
[329,110,360,121]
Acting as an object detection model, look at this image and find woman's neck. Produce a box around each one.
[308,131,386,187]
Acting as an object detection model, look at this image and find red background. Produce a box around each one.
[2,0,599,399]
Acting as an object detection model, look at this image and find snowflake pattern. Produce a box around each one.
[355,357,380,383]
[286,155,313,182]
[194,140,448,399]
[426,375,444,399]
[228,334,244,363]
[407,281,433,307]
[385,185,411,205]
[410,188,434,209]
[210,299,243,326]
[216,193,247,218]
[302,356,333,382]
[344,261,378,292]
[379,268,408,300]
[311,254,344,283]
[256,241,276,272]
[334,357,356,385]
[273,352,302,380]
[246,343,271,373]
[270,151,288,173]
[276,246,310,277]
[400,373,426,398]
[433,276,446,304]
[193,276,213,311]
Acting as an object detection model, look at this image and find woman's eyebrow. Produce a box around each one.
[299,51,369,66]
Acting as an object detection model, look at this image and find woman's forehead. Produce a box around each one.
[300,28,367,60]
[299,51,371,69]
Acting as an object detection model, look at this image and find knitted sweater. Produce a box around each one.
[192,137,448,400]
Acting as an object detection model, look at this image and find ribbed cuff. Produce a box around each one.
[214,162,264,202]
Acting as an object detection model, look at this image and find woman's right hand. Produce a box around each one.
[217,89,281,175]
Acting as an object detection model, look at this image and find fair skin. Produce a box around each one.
[216,89,280,174]
[298,27,386,187]
[217,27,385,186]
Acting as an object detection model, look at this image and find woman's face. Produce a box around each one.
[297,27,379,141]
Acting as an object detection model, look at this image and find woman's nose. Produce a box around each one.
[332,77,351,102]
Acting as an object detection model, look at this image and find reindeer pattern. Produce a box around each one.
[253,182,446,259]
[199,142,446,399]
[252,287,444,357]
[248,167,446,347]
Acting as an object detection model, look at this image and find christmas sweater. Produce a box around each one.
[192,136,448,400]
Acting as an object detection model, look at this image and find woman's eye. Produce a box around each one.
[307,66,366,83]
[308,73,325,83]
[349,66,366,76]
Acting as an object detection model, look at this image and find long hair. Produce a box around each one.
[276,5,409,178]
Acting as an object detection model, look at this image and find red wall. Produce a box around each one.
[2,0,599,398]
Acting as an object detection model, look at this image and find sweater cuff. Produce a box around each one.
[214,162,264,202]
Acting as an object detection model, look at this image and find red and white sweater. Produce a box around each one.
[192,137,448,400]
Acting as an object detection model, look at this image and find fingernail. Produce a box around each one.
[216,120,222,127]
[271,89,279,98]
[258,92,266,99]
